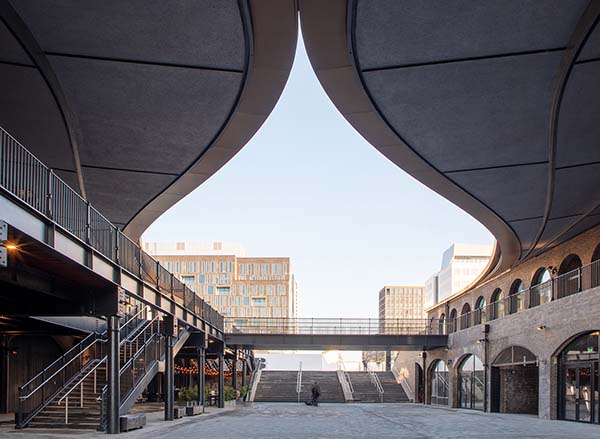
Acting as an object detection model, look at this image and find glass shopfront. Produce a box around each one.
[560,332,600,424]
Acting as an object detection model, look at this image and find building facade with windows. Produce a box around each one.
[144,242,298,319]
[379,285,426,320]
[426,244,493,306]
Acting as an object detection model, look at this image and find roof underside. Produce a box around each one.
[300,0,600,275]
[0,0,297,239]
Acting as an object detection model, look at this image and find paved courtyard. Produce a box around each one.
[2,404,600,438]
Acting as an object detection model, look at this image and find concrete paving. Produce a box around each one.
[1,403,600,438]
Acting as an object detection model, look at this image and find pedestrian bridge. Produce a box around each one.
[224,318,447,350]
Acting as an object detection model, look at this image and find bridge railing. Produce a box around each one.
[224,318,443,335]
[0,125,223,331]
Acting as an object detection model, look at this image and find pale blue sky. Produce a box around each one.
[142,33,493,318]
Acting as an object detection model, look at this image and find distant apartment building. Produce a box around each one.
[425,243,492,305]
[144,241,299,319]
[379,285,426,320]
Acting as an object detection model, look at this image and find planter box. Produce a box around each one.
[224,400,237,408]
[186,405,204,416]
[173,407,185,419]
[120,414,146,432]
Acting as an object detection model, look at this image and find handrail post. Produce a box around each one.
[85,201,91,244]
[46,169,53,219]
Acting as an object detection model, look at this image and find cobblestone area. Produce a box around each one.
[2,403,600,438]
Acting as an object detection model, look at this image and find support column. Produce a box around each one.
[232,349,238,390]
[241,359,247,389]
[0,336,10,414]
[218,349,225,408]
[164,316,175,421]
[197,346,205,406]
[107,315,120,434]
[422,352,428,405]
[385,350,392,372]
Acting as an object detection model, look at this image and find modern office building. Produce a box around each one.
[424,274,439,309]
[425,244,492,305]
[379,286,425,320]
[145,242,299,320]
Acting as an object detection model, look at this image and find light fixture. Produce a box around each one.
[5,244,17,250]
[536,325,547,331]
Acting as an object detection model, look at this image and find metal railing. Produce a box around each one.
[0,125,223,331]
[58,358,107,425]
[368,371,384,403]
[16,332,107,428]
[450,259,600,332]
[16,306,148,428]
[225,318,443,335]
[98,316,164,431]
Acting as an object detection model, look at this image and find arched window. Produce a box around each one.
[439,313,446,335]
[530,268,552,307]
[591,244,600,288]
[557,254,583,298]
[460,303,471,330]
[430,360,449,405]
[449,309,457,333]
[508,279,525,314]
[473,296,485,325]
[490,289,503,320]
[458,354,484,410]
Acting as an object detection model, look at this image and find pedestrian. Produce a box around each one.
[305,381,321,406]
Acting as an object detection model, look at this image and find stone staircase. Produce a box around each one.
[254,371,345,403]
[346,372,381,403]
[376,372,409,403]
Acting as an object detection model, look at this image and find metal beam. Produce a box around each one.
[225,333,448,351]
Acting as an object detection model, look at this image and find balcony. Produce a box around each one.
[450,259,600,332]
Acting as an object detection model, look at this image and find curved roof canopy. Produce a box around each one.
[2,1,599,278]
[300,0,600,276]
[0,0,297,239]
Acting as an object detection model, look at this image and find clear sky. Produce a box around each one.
[142,32,493,319]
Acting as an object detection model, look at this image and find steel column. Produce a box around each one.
[164,334,174,420]
[0,336,9,414]
[241,359,247,389]
[107,315,120,434]
[232,349,238,390]
[385,350,392,372]
[218,350,225,408]
[197,347,205,406]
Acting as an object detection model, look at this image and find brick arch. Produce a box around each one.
[551,329,600,358]
[558,253,582,275]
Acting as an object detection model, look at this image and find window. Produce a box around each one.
[181,275,195,284]
[207,286,214,295]
[252,297,267,306]
[217,287,230,295]
[474,296,485,325]
[430,361,449,405]
[458,355,484,410]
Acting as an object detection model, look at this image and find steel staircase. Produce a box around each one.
[17,307,189,430]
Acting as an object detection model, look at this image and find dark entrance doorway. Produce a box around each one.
[491,346,538,415]
[559,331,600,424]
[415,363,424,403]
